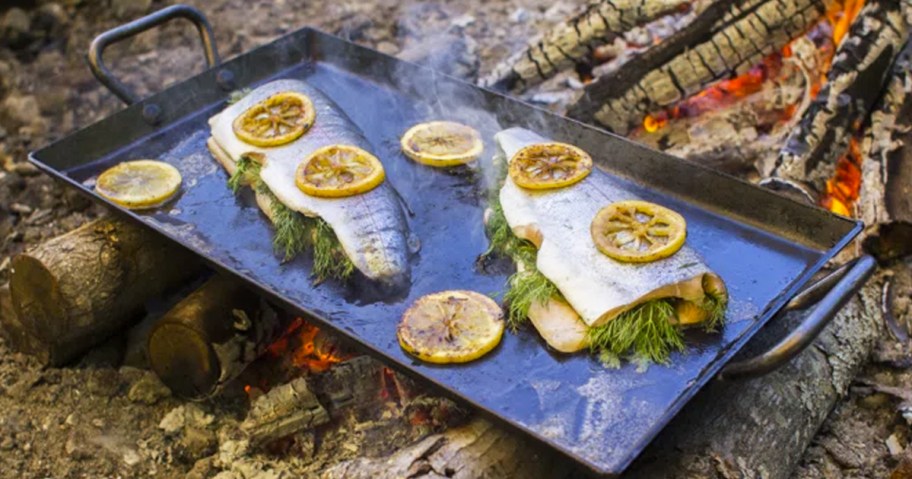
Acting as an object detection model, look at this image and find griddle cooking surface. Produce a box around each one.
[32,29,859,476]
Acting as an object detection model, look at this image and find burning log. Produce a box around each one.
[147,275,289,400]
[241,377,330,447]
[5,217,202,366]
[764,0,908,203]
[568,0,832,134]
[859,40,912,261]
[479,0,690,92]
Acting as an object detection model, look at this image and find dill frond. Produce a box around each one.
[700,293,728,333]
[228,155,260,193]
[269,195,309,261]
[311,219,355,282]
[504,267,558,330]
[588,300,684,365]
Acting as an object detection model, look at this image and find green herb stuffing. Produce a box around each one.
[587,300,683,365]
[227,88,252,105]
[227,155,355,282]
[483,154,726,365]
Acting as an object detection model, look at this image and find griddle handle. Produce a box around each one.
[87,4,220,105]
[719,255,876,380]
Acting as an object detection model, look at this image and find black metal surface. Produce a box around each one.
[719,255,876,380]
[30,25,863,477]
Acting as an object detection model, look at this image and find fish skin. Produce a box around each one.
[209,79,410,286]
[496,128,719,327]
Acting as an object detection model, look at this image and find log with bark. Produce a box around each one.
[147,274,289,400]
[567,0,833,134]
[5,217,203,366]
[763,0,908,202]
[859,40,912,261]
[479,0,691,92]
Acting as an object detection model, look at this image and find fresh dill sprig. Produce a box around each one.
[504,267,558,330]
[700,292,728,333]
[226,156,355,282]
[311,218,355,282]
[269,195,309,261]
[587,300,684,365]
[228,155,260,193]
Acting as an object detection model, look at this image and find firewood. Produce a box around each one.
[568,0,833,134]
[479,0,690,92]
[241,377,329,447]
[5,217,202,366]
[765,0,908,203]
[859,40,912,261]
[321,417,565,479]
[147,274,291,400]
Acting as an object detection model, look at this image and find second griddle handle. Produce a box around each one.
[719,255,876,380]
[87,4,220,105]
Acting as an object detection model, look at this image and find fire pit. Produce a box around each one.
[1,1,910,477]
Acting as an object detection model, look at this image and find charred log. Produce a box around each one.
[147,275,290,400]
[322,417,565,479]
[859,40,912,261]
[241,377,330,447]
[479,0,690,92]
[568,0,832,134]
[764,0,908,202]
[6,217,201,366]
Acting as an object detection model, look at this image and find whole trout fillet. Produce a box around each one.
[497,127,724,328]
[208,79,410,285]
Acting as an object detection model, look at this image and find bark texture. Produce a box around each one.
[6,217,201,366]
[569,0,833,134]
[479,0,690,91]
[765,0,908,201]
[147,275,287,400]
[241,377,330,447]
[321,417,564,479]
[859,39,912,261]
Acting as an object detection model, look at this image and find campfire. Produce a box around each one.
[2,0,912,478]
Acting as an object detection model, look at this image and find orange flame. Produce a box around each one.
[821,137,863,216]
[265,317,353,374]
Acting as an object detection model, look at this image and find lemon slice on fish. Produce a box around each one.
[233,91,316,147]
[95,160,182,210]
[400,121,483,167]
[398,290,505,364]
[591,200,686,263]
[508,142,593,190]
[295,144,385,198]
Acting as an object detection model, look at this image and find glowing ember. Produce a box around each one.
[637,0,865,134]
[266,317,353,373]
[821,137,863,216]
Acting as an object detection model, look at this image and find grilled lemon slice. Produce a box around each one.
[95,160,182,210]
[295,144,385,198]
[398,290,505,364]
[508,142,592,190]
[233,91,315,147]
[400,121,483,167]
[591,200,686,263]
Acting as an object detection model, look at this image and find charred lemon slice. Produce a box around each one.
[400,121,483,167]
[295,145,385,198]
[591,200,686,263]
[508,142,592,190]
[95,160,182,210]
[398,290,505,364]
[233,92,315,147]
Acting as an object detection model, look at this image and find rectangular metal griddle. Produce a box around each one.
[30,6,874,476]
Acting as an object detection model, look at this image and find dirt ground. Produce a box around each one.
[0,0,908,478]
